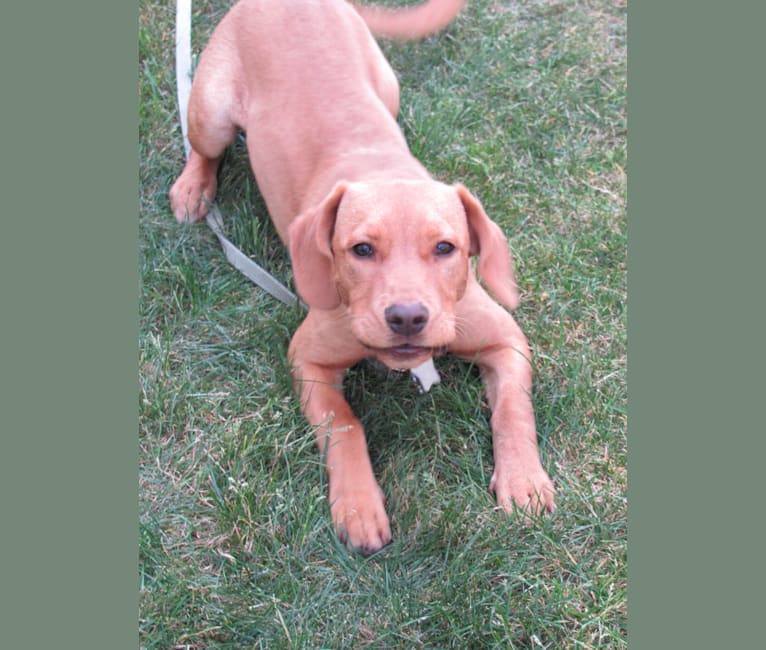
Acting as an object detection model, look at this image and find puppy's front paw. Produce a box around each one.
[330,481,392,554]
[490,464,556,516]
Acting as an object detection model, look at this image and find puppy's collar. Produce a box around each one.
[411,359,441,393]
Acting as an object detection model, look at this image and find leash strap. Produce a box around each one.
[174,0,192,159]
[173,0,440,390]
[205,205,303,307]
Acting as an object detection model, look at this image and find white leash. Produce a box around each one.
[174,0,193,159]
[173,0,440,391]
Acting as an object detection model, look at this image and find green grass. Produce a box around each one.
[139,0,626,647]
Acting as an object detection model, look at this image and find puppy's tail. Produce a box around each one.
[352,0,466,41]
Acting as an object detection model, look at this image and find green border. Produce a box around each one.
[629,2,766,647]
[0,2,137,647]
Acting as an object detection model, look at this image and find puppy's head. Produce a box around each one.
[288,180,518,369]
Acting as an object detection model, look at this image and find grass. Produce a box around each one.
[139,0,626,647]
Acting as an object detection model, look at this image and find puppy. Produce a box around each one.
[170,0,555,554]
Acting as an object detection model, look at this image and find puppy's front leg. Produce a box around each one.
[453,279,555,515]
[479,339,556,515]
[289,324,391,553]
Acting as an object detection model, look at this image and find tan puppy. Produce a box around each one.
[170,0,555,554]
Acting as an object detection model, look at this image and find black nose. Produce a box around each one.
[384,302,429,336]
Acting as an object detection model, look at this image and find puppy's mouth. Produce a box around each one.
[364,343,447,369]
[388,344,428,359]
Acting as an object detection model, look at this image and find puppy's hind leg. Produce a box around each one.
[169,49,239,223]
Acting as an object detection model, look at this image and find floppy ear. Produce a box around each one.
[454,184,520,309]
[287,182,347,310]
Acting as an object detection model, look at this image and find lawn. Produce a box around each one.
[139,0,626,647]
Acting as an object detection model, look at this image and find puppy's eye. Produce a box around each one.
[351,243,374,258]
[435,241,455,256]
